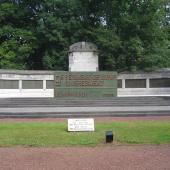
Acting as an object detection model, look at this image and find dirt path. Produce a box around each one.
[0,145,170,170]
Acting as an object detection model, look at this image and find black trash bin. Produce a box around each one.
[105,131,113,143]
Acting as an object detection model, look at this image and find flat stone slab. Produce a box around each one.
[0,106,170,113]
[0,106,169,118]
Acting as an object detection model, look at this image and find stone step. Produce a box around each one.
[0,97,169,118]
[1,97,169,101]
[0,102,169,107]
[0,103,169,107]
[0,97,169,107]
[0,111,170,118]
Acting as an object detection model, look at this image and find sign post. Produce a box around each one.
[68,118,95,132]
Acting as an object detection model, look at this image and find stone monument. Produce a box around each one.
[69,42,98,71]
[54,42,117,98]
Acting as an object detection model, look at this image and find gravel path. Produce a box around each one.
[0,145,170,170]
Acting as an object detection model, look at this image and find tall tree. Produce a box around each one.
[0,0,169,71]
[0,1,38,69]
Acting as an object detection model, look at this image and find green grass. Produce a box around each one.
[0,121,170,146]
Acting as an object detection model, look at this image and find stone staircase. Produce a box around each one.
[0,97,169,118]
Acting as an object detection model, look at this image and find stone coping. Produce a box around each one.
[69,42,98,52]
[0,69,170,79]
[0,69,55,75]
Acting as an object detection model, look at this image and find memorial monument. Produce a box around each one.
[54,42,117,98]
[69,42,98,72]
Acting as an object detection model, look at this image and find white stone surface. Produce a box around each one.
[68,118,95,132]
[118,88,170,97]
[1,106,170,113]
[0,89,54,98]
[0,74,53,80]
[69,52,98,71]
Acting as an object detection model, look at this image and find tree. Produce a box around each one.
[0,1,37,69]
[0,0,169,71]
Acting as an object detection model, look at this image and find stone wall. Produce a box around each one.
[0,70,54,98]
[0,69,170,97]
[118,70,170,96]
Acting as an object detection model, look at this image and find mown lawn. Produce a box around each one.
[0,121,170,146]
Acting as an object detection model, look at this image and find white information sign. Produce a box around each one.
[68,118,95,132]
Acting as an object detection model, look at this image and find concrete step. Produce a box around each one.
[0,97,169,118]
[0,97,169,107]
[0,111,170,118]
[0,102,169,107]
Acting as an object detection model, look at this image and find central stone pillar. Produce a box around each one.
[69,42,99,72]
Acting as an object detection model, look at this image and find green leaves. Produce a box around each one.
[0,26,37,69]
[0,0,169,70]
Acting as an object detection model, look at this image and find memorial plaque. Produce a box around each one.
[54,71,117,98]
[68,118,95,132]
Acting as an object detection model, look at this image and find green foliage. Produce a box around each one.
[0,26,37,69]
[0,0,169,70]
[0,1,37,69]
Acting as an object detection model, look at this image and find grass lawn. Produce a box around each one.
[0,121,170,146]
